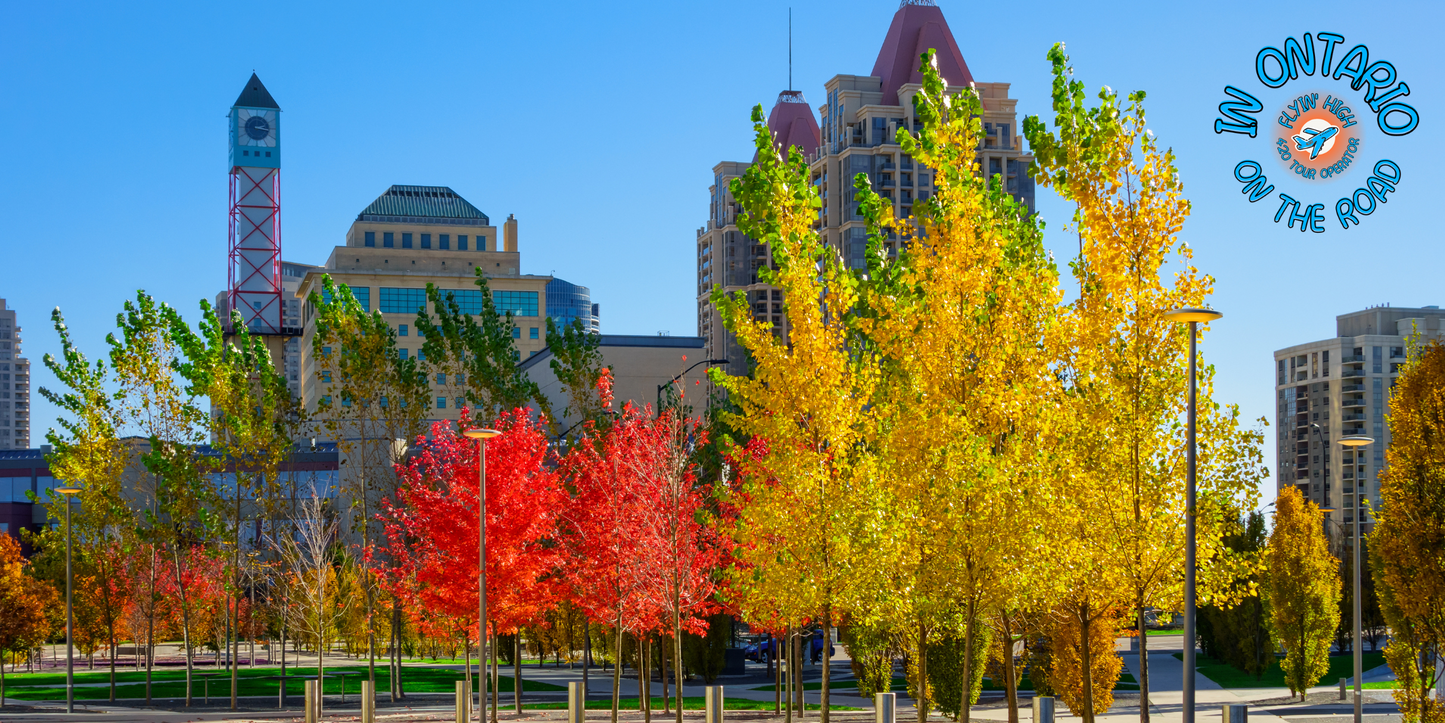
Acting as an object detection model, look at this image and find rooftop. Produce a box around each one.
[871,0,974,106]
[233,73,280,110]
[358,185,490,225]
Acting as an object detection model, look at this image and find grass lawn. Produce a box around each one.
[0,665,564,701]
[1171,651,1386,689]
[524,697,860,711]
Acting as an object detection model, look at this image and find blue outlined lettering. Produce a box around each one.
[1234,161,1275,201]
[1257,47,1290,88]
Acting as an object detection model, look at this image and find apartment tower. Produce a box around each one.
[0,299,28,450]
[697,0,1035,371]
[1273,304,1445,540]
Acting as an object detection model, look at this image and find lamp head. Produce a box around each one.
[1339,435,1374,447]
[463,428,502,440]
[57,486,82,497]
[1161,307,1223,323]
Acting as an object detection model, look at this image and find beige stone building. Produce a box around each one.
[697,0,1035,372]
[1273,304,1445,540]
[521,334,710,433]
[0,298,29,450]
[294,185,552,424]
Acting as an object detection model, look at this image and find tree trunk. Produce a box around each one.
[491,619,500,723]
[613,618,624,723]
[774,633,781,715]
[392,596,404,700]
[822,605,832,723]
[662,634,670,713]
[674,606,685,723]
[1001,612,1019,723]
[783,627,791,723]
[583,624,591,708]
[109,627,117,702]
[1080,604,1095,723]
[464,631,472,716]
[794,629,804,720]
[642,634,651,723]
[174,544,194,707]
[1137,603,1150,723]
[962,597,977,723]
[515,633,523,712]
[145,546,156,704]
[917,622,929,723]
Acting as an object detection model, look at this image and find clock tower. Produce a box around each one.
[227,73,284,335]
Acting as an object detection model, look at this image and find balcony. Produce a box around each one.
[1342,397,1366,407]
[1341,369,1365,378]
[1341,383,1364,392]
[1341,354,1365,363]
[1340,413,1365,421]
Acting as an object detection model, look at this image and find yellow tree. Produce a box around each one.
[1264,486,1340,701]
[38,307,133,700]
[1023,44,1263,721]
[854,50,1063,723]
[1370,338,1445,723]
[714,103,884,723]
[0,534,58,700]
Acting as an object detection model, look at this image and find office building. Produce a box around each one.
[294,186,552,422]
[1273,304,1445,538]
[697,0,1035,371]
[547,278,601,333]
[0,299,29,450]
[522,334,708,433]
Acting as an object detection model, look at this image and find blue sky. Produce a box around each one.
[3,1,1439,505]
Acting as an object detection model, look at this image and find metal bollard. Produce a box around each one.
[457,680,471,723]
[875,692,896,723]
[361,680,375,723]
[568,680,586,723]
[304,680,317,723]
[1340,677,1348,701]
[705,686,725,723]
[1032,696,1055,723]
[1222,704,1248,723]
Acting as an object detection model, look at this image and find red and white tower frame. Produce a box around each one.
[227,74,284,335]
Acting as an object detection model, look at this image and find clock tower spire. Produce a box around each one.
[227,73,284,335]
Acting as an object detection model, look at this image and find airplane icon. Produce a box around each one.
[1292,125,1339,160]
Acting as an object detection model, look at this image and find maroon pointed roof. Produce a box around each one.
[761,90,821,160]
[871,0,974,106]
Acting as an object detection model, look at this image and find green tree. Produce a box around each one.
[1370,338,1445,723]
[1264,486,1340,701]
[1198,512,1270,680]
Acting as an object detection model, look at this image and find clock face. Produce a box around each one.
[236,108,276,147]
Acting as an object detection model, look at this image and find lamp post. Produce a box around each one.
[1161,307,1222,723]
[57,484,83,714]
[1331,434,1373,723]
[656,359,729,412]
[463,427,502,722]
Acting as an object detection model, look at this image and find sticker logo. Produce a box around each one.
[1213,32,1418,233]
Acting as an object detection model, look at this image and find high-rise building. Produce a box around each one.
[294,186,552,422]
[547,278,601,334]
[697,0,1035,371]
[1273,304,1445,539]
[0,299,29,450]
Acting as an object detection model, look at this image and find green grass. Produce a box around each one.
[524,697,859,711]
[750,673,1139,694]
[1171,651,1386,689]
[0,665,564,701]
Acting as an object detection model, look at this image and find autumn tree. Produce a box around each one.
[310,274,430,695]
[0,534,57,700]
[1264,486,1340,701]
[716,98,884,723]
[1370,338,1445,723]
[1198,512,1271,681]
[108,291,216,705]
[37,306,133,699]
[1023,44,1263,722]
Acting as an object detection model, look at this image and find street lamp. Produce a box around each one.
[57,484,83,715]
[656,358,729,411]
[1161,306,1222,723]
[463,427,502,722]
[1333,434,1373,723]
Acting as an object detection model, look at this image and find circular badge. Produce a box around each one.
[1273,92,1363,182]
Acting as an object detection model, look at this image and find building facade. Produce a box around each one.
[0,299,30,450]
[697,0,1035,371]
[521,334,707,433]
[1273,304,1445,539]
[547,278,600,333]
[294,185,552,424]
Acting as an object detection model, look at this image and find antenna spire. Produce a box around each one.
[788,8,792,91]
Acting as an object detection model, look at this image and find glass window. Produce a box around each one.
[321,346,332,358]
[417,349,426,362]
[380,288,427,314]
[321,371,331,383]
[478,235,488,251]
[364,231,375,247]
[512,327,521,339]
[439,234,450,250]
[530,327,539,339]
[322,395,331,405]
[436,373,446,384]
[435,289,486,315]
[456,374,465,385]
[458,235,468,251]
[384,232,394,248]
[402,233,413,249]
[456,397,464,408]
[493,291,539,317]
[437,397,447,409]
[398,324,408,336]
[380,396,388,407]
[421,234,431,249]
[440,234,450,250]
[398,348,409,360]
